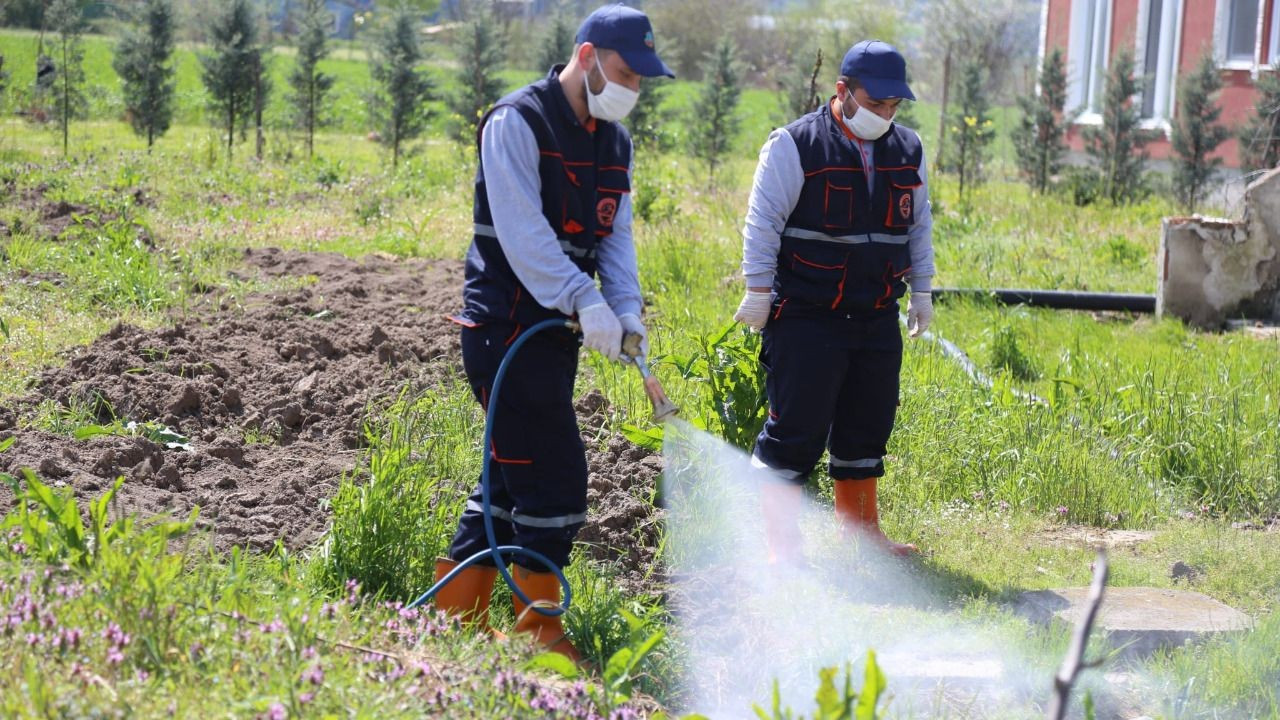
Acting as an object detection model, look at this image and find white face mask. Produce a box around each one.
[843,95,894,141]
[584,53,639,122]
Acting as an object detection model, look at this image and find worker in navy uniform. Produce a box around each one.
[733,40,935,561]
[435,4,673,661]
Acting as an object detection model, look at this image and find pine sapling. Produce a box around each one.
[1084,48,1149,204]
[689,34,742,182]
[289,0,334,159]
[371,5,433,168]
[113,0,176,151]
[1013,47,1070,193]
[1239,68,1280,173]
[1171,52,1228,212]
[448,12,505,143]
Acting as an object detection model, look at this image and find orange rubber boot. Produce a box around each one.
[511,565,583,663]
[432,557,499,628]
[832,478,918,556]
[761,481,806,565]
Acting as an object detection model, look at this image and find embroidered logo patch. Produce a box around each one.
[644,31,655,49]
[596,197,618,227]
[898,193,912,220]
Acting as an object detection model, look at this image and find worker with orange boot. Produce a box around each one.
[733,40,934,561]
[434,5,674,661]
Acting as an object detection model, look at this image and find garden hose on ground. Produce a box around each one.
[406,318,678,617]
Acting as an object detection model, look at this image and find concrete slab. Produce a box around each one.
[1017,587,1253,658]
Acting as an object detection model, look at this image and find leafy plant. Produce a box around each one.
[990,323,1039,382]
[529,607,666,714]
[661,324,768,451]
[753,651,887,719]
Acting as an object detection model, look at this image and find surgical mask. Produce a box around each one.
[584,53,639,122]
[843,96,894,141]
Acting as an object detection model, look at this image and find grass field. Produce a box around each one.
[2,26,1279,719]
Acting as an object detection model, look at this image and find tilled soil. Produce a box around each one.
[0,248,663,590]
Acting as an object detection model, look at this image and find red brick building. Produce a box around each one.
[1040,0,1278,167]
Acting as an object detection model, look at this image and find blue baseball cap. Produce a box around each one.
[576,4,675,79]
[840,40,915,101]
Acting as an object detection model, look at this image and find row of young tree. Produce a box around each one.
[955,46,1280,212]
[2,0,514,168]
[2,0,751,179]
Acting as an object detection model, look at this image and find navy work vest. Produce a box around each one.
[459,68,632,327]
[774,102,923,318]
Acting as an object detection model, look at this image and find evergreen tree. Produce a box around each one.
[781,47,822,119]
[251,52,271,160]
[689,34,742,182]
[948,61,994,203]
[289,0,334,159]
[1083,48,1149,204]
[1012,47,1070,193]
[1239,68,1280,173]
[113,0,176,151]
[1171,52,1228,212]
[200,0,263,160]
[449,12,505,143]
[48,0,87,156]
[627,77,665,149]
[370,5,433,168]
[536,10,575,73]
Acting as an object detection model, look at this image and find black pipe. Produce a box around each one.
[931,288,1156,313]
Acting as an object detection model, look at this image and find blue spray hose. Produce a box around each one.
[406,318,574,617]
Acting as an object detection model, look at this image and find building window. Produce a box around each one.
[1226,0,1261,64]
[1139,0,1181,120]
[1270,0,1280,66]
[1069,0,1112,115]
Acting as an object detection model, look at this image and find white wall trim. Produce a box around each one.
[1037,0,1051,95]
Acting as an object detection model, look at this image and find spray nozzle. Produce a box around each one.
[620,332,681,424]
[564,321,680,424]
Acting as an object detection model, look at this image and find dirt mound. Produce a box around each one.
[2,248,464,550]
[575,390,666,594]
[0,249,665,588]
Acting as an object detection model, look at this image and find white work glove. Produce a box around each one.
[617,313,649,358]
[733,290,773,331]
[578,302,622,361]
[907,292,933,338]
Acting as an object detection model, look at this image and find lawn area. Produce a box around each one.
[1,28,1278,717]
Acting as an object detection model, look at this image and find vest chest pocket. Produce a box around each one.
[595,166,630,237]
[884,168,922,229]
[822,169,858,229]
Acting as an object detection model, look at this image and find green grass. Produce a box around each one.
[1,85,1278,716]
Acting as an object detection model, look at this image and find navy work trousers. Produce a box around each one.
[447,322,587,571]
[752,311,902,483]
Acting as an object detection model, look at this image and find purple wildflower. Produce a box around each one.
[302,664,324,686]
[267,702,287,720]
[1055,506,1069,517]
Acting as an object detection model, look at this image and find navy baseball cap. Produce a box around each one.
[576,4,675,79]
[840,40,915,101]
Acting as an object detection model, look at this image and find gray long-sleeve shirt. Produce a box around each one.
[480,105,643,319]
[741,124,936,293]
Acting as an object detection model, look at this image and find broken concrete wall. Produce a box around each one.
[1157,167,1280,328]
